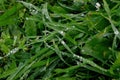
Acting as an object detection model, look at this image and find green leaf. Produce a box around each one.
[103,0,111,17]
[55,77,76,80]
[110,52,120,74]
[24,20,37,36]
[82,30,112,62]
[0,68,17,79]
[50,5,67,13]
[0,3,23,20]
[0,3,23,26]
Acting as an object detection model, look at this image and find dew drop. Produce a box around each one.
[79,57,83,62]
[59,31,65,36]
[73,54,76,58]
[29,9,32,12]
[77,61,80,65]
[72,26,75,28]
[31,9,38,15]
[95,2,101,11]
[46,16,49,19]
[81,13,85,17]
[114,30,119,35]
[66,28,69,31]
[11,48,19,54]
[32,9,35,12]
[61,41,65,45]
[26,17,29,20]
[95,2,101,9]
[117,68,120,71]
[0,57,3,60]
[7,48,19,56]
[81,49,85,52]
[88,38,92,41]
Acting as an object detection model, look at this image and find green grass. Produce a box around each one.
[0,0,120,80]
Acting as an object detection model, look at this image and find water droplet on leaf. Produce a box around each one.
[114,30,119,35]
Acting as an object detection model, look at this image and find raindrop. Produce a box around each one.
[6,48,19,57]
[10,48,19,54]
[95,2,101,11]
[46,16,49,19]
[76,55,80,58]
[32,9,35,12]
[61,41,65,45]
[81,49,85,52]
[77,61,80,65]
[114,30,119,35]
[26,17,29,20]
[73,54,78,58]
[31,9,38,15]
[79,57,83,62]
[29,9,32,12]
[66,28,69,31]
[72,26,75,28]
[81,13,85,17]
[117,68,120,71]
[59,31,65,36]
[95,2,101,8]
[88,38,92,41]
[60,31,63,34]
[73,54,83,62]
[0,57,3,60]
[73,54,76,58]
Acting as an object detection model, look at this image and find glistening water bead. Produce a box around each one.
[81,13,85,17]
[114,30,119,35]
[81,49,85,52]
[26,17,29,20]
[95,2,101,11]
[59,31,65,36]
[31,10,38,15]
[61,41,65,45]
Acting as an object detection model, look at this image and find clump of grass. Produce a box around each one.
[0,0,120,80]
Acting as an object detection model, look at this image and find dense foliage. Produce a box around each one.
[0,0,120,80]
